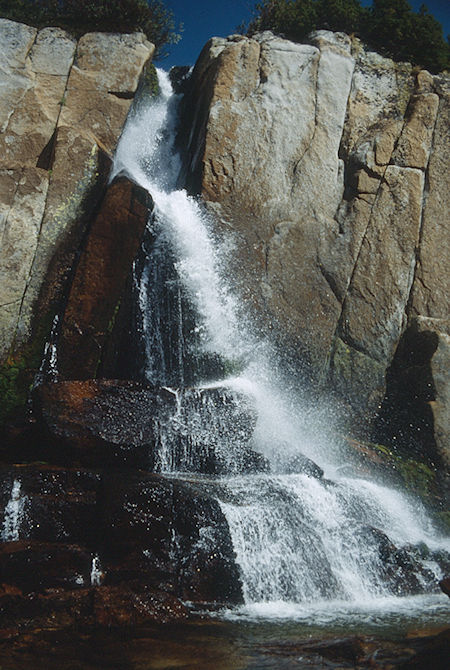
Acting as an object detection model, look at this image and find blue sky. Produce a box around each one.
[162,0,449,67]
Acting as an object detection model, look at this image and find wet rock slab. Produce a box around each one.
[33,380,177,468]
[33,379,262,473]
[57,176,152,380]
[0,464,242,634]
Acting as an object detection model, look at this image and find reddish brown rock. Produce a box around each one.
[32,380,259,473]
[0,541,92,593]
[57,177,152,379]
[33,379,177,467]
[93,585,188,626]
[439,576,450,598]
[0,465,100,545]
[0,587,94,634]
[0,463,243,633]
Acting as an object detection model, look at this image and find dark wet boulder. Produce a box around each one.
[0,464,244,633]
[0,583,188,634]
[358,526,443,595]
[0,541,92,593]
[0,586,94,636]
[0,464,243,605]
[33,380,259,473]
[0,465,100,545]
[439,576,450,597]
[92,585,188,626]
[240,448,270,474]
[33,380,177,468]
[100,471,243,604]
[157,386,259,475]
[172,482,242,603]
[278,452,324,479]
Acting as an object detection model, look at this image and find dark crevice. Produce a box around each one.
[372,324,439,466]
[36,129,58,170]
[318,262,343,305]
[404,95,440,319]
[108,90,135,100]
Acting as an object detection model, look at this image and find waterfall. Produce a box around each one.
[1,479,26,542]
[112,70,450,615]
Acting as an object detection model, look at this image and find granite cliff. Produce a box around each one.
[181,30,449,469]
[0,19,154,422]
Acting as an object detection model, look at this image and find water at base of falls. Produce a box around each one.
[112,70,450,618]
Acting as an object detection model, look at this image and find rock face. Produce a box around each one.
[0,19,154,421]
[0,464,242,633]
[375,317,450,473]
[56,177,152,380]
[33,379,261,473]
[181,30,449,456]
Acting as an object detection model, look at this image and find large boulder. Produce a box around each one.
[33,380,261,472]
[33,380,178,468]
[100,471,243,603]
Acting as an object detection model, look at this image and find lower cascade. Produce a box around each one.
[108,69,450,618]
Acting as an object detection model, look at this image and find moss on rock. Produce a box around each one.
[0,313,54,425]
[344,436,448,531]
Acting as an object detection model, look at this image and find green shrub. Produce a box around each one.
[0,0,181,59]
[246,0,449,73]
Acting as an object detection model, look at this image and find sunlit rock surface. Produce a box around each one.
[182,31,449,453]
[0,19,154,363]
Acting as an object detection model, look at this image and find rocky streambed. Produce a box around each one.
[1,379,266,639]
[1,377,449,656]
[1,614,450,669]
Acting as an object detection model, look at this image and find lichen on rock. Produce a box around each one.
[0,19,154,422]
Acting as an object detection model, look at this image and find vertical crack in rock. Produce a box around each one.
[290,54,320,184]
[329,158,390,352]
[13,44,76,346]
[405,88,442,319]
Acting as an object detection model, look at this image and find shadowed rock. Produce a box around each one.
[57,177,152,380]
[33,380,261,473]
[0,463,243,633]
[439,576,450,598]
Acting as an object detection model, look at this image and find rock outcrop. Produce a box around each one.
[0,20,154,421]
[33,379,262,474]
[56,177,152,380]
[181,30,449,460]
[0,464,242,634]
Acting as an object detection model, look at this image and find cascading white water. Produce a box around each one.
[1,479,26,542]
[112,70,450,617]
[112,73,242,372]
